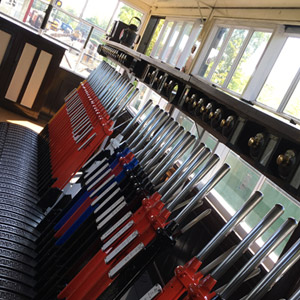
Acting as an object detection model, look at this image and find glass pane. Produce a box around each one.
[60,49,79,71]
[214,151,260,213]
[55,0,86,16]
[117,3,143,26]
[146,19,165,56]
[154,21,174,59]
[198,27,229,77]
[211,29,249,86]
[243,180,300,260]
[257,37,300,109]
[228,31,271,94]
[76,41,103,75]
[0,0,33,22]
[25,0,48,29]
[45,8,91,51]
[129,83,148,112]
[163,22,183,61]
[200,132,218,150]
[177,113,194,132]
[83,0,118,30]
[170,23,194,66]
[284,79,300,120]
[149,90,161,106]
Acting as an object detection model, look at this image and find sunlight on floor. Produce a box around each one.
[7,120,44,133]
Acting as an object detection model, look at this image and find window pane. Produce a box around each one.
[163,22,183,61]
[154,22,174,58]
[56,0,86,16]
[83,0,118,30]
[198,27,229,77]
[129,83,148,112]
[75,31,104,76]
[284,79,300,120]
[228,31,271,94]
[257,37,300,109]
[177,113,194,132]
[214,151,260,212]
[45,9,91,50]
[200,132,218,150]
[170,23,194,66]
[26,0,48,29]
[211,29,249,86]
[146,19,165,56]
[0,0,30,22]
[243,180,300,260]
[117,3,143,24]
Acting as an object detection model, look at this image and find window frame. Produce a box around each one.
[194,19,300,124]
[193,19,274,94]
[253,30,300,122]
[150,17,203,69]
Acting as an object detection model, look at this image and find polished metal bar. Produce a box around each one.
[111,88,140,121]
[135,118,174,161]
[171,164,230,226]
[244,237,300,300]
[165,154,220,209]
[220,217,297,299]
[196,191,263,261]
[139,122,181,166]
[126,105,160,146]
[288,287,300,300]
[132,112,169,153]
[107,82,133,114]
[121,99,153,137]
[128,109,166,149]
[149,134,196,183]
[210,204,284,280]
[158,144,209,196]
[142,126,185,171]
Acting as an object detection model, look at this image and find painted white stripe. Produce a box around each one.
[0,30,11,66]
[5,43,37,102]
[21,50,52,108]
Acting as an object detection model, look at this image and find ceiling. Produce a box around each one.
[137,0,300,9]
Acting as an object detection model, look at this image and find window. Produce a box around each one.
[0,0,144,77]
[150,18,203,69]
[145,19,165,56]
[257,35,300,121]
[196,22,272,96]
[83,0,118,30]
[107,2,144,36]
[195,20,300,123]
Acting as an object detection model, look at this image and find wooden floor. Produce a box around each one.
[0,107,46,133]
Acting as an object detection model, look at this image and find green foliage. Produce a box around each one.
[228,31,271,94]
[118,5,143,25]
[145,19,164,56]
[211,29,248,86]
[85,16,109,30]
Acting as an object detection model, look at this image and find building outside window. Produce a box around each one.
[0,0,144,77]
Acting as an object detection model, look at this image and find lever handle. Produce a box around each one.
[219,217,297,299]
[167,163,230,232]
[244,236,300,300]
